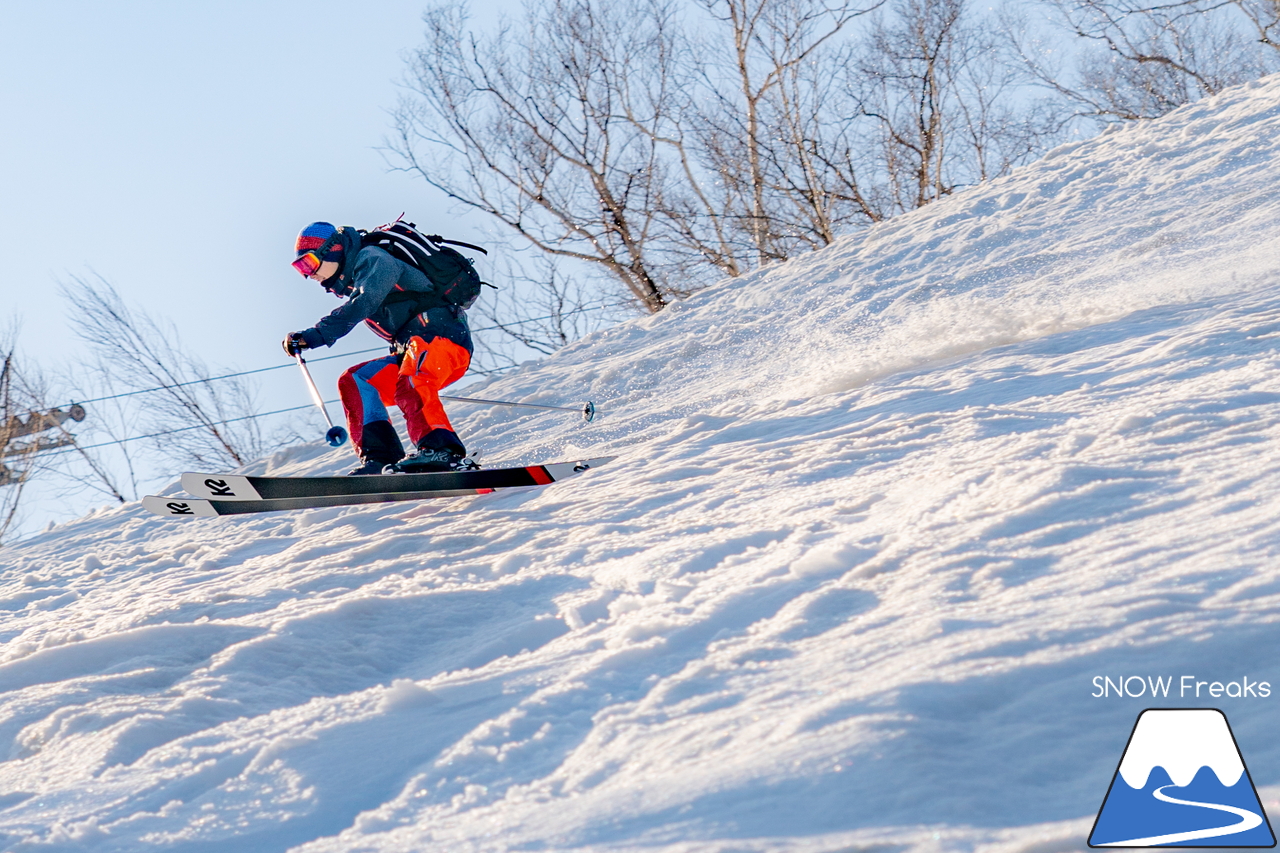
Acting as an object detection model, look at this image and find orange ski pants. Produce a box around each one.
[338,335,471,450]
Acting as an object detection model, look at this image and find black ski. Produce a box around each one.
[142,457,614,518]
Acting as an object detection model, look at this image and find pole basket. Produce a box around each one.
[326,425,349,447]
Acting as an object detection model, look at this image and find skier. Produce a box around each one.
[283,221,474,475]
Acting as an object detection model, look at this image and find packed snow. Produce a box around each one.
[4,75,1280,852]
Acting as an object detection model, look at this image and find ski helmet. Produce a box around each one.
[294,222,344,263]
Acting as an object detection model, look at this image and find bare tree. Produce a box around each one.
[41,393,144,506]
[394,0,887,306]
[395,0,1063,327]
[844,0,1067,214]
[395,0,679,313]
[1235,0,1280,50]
[469,252,616,373]
[1009,0,1276,121]
[62,276,274,473]
[0,324,140,543]
[855,0,963,209]
[948,18,1065,183]
[0,347,46,542]
[682,0,884,262]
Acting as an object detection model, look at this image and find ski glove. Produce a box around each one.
[282,328,324,356]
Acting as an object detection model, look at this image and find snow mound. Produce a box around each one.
[5,77,1280,852]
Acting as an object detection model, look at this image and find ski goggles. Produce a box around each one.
[292,231,341,277]
[291,251,326,277]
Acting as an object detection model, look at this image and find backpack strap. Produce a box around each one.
[424,235,489,256]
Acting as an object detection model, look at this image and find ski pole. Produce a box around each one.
[295,354,349,446]
[441,394,597,423]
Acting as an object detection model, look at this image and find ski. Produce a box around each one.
[142,456,615,519]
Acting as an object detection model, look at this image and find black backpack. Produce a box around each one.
[360,218,491,310]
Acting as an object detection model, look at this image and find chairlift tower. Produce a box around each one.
[0,404,88,486]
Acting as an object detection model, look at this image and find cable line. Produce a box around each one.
[64,349,384,406]
[25,306,611,458]
[35,399,342,456]
[55,305,607,410]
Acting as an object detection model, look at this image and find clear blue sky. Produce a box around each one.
[0,1,527,536]
[0,0,504,382]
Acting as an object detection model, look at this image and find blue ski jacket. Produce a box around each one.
[299,226,472,353]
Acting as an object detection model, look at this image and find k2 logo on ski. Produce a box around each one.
[1088,708,1275,847]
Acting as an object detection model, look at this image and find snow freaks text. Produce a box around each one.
[1092,676,1272,699]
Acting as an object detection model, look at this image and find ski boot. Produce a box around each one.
[346,420,405,475]
[384,447,473,474]
[347,457,393,476]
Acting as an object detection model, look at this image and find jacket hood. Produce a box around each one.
[319,226,363,296]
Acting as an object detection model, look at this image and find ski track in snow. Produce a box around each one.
[5,77,1280,852]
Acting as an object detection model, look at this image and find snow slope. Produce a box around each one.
[5,76,1280,852]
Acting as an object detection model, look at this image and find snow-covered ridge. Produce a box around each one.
[3,77,1280,852]
[440,76,1280,456]
[1118,709,1245,789]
